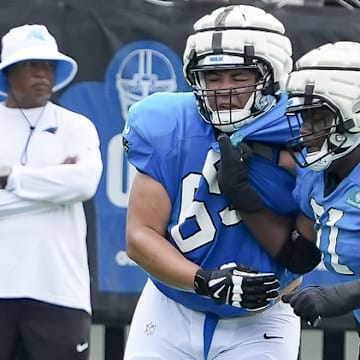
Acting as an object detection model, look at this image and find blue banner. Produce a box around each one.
[60,40,190,293]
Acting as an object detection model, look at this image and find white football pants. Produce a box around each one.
[124,279,300,360]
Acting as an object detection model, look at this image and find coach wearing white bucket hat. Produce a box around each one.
[0,24,102,360]
[0,24,77,95]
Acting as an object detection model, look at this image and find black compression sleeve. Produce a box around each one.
[331,279,360,312]
[275,233,321,274]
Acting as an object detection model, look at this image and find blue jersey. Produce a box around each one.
[124,91,300,318]
[293,165,360,322]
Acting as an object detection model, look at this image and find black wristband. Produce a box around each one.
[276,232,321,274]
[0,166,11,189]
[0,175,8,189]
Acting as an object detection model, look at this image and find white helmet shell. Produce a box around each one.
[183,5,292,91]
[286,41,360,170]
[183,5,292,132]
[287,41,360,131]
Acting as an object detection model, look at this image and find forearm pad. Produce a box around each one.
[275,232,321,274]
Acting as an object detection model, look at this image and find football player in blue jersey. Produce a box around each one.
[283,42,360,329]
[122,5,307,360]
[219,41,360,332]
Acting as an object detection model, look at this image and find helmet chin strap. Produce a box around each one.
[307,133,360,171]
[209,91,276,133]
[209,92,255,133]
[307,141,332,171]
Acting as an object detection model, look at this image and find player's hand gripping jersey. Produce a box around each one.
[123,91,300,318]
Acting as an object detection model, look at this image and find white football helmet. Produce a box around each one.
[183,5,292,133]
[286,41,360,171]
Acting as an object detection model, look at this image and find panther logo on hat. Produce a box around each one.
[0,24,78,95]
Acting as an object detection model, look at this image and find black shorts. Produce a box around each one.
[0,298,91,360]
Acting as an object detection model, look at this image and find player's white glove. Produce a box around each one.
[194,262,279,310]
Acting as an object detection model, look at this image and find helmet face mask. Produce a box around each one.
[190,56,277,132]
[183,5,293,133]
[285,41,360,171]
[286,96,349,170]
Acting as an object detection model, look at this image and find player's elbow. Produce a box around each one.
[126,225,154,268]
[126,222,143,260]
[126,232,136,260]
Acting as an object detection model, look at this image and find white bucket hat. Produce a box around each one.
[0,24,78,95]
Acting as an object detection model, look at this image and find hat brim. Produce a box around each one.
[0,46,78,95]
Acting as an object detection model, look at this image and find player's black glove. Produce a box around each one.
[194,262,279,310]
[282,280,360,326]
[217,133,264,212]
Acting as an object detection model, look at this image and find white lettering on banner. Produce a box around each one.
[115,250,138,266]
[107,133,136,207]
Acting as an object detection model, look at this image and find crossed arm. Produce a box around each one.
[0,125,102,216]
